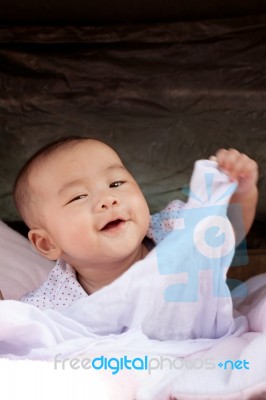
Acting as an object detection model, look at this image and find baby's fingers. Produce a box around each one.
[216,148,241,169]
[215,148,258,183]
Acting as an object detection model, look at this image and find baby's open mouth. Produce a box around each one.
[101,219,124,230]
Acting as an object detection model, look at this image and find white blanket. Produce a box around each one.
[1,279,266,399]
[1,160,266,399]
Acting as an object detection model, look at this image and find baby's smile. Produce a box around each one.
[100,218,127,234]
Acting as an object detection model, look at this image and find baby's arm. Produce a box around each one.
[212,148,258,237]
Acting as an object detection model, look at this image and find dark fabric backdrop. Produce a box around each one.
[0,13,266,250]
[1,0,266,23]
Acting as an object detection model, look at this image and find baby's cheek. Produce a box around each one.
[139,201,151,232]
[128,189,150,226]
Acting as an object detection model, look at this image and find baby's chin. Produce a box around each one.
[100,240,145,263]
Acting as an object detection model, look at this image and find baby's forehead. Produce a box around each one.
[43,140,120,165]
[29,140,125,186]
[61,139,121,161]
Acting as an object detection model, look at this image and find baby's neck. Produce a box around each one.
[76,242,149,295]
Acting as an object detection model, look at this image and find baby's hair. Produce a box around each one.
[13,136,90,227]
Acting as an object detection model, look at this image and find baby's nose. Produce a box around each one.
[94,194,119,211]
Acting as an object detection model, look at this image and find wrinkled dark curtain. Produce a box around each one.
[1,0,266,24]
[0,13,266,247]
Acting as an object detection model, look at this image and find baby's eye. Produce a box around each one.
[110,181,125,188]
[67,194,88,204]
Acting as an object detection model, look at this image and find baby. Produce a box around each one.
[12,137,258,309]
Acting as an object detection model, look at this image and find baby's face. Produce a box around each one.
[29,140,150,270]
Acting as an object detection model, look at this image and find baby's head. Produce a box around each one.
[13,137,150,270]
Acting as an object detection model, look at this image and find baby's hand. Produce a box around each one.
[211,148,258,195]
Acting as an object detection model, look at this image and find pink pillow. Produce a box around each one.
[0,221,53,300]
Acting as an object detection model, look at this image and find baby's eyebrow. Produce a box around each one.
[57,179,85,196]
[103,164,125,172]
[57,164,125,196]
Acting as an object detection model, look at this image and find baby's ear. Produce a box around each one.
[28,229,61,260]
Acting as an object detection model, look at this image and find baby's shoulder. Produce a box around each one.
[20,259,86,310]
[147,199,185,244]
